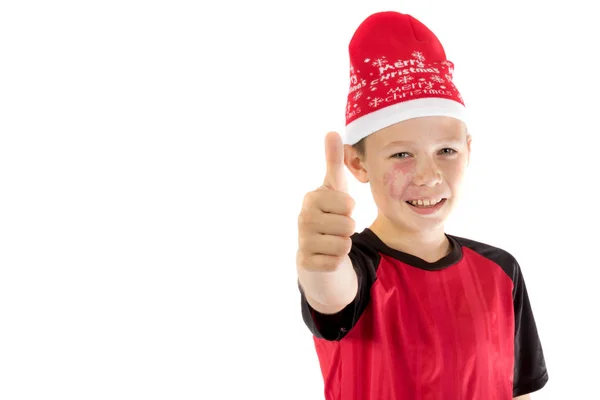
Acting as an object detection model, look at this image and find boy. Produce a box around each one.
[296,11,548,400]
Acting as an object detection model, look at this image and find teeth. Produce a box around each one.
[408,198,443,207]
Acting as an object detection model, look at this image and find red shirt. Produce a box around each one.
[299,229,548,399]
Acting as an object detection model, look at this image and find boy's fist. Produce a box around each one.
[297,132,356,272]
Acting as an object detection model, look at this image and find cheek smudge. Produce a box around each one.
[383,163,413,201]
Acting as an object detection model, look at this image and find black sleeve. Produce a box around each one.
[298,234,379,341]
[512,260,549,397]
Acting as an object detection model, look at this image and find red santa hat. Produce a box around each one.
[344,11,467,145]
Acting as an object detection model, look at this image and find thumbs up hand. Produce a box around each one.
[297,132,356,272]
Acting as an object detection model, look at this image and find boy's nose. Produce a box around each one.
[413,159,443,187]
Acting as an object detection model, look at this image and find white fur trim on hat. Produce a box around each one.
[343,97,467,145]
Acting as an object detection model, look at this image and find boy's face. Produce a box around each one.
[344,116,471,233]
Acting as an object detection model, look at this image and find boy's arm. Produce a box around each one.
[297,254,357,314]
[511,258,548,397]
[296,131,359,315]
[298,237,379,341]
[513,395,531,399]
[297,131,378,340]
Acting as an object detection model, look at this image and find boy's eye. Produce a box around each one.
[440,148,457,155]
[391,149,456,159]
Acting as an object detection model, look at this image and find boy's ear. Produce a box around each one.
[466,134,472,166]
[344,144,369,183]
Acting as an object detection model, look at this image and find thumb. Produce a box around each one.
[322,131,348,193]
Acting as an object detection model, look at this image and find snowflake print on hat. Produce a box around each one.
[412,51,425,61]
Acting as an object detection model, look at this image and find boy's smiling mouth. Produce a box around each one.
[405,197,447,209]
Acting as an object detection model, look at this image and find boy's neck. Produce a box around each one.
[369,218,451,264]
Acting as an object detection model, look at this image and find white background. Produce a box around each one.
[1,1,598,399]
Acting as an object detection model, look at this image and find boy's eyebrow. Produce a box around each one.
[382,140,414,150]
[383,138,464,148]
